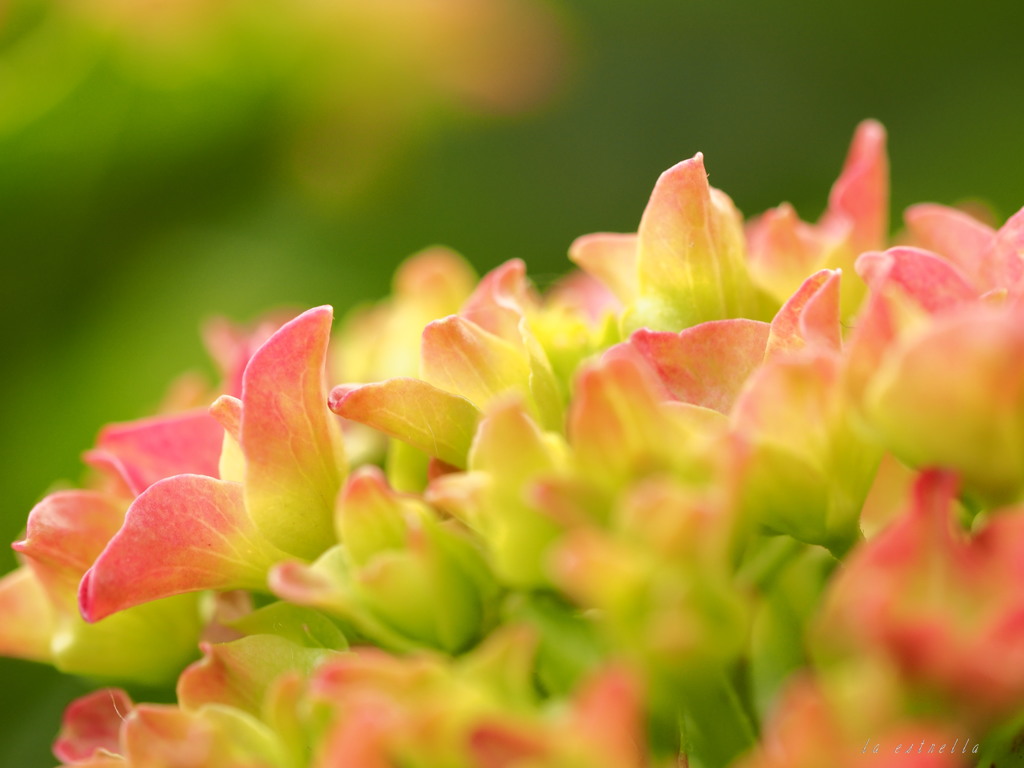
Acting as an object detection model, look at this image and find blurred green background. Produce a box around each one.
[1,0,1022,763]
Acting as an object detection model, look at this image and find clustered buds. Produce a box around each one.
[2,120,1022,767]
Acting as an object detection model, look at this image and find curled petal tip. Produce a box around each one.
[328,384,359,414]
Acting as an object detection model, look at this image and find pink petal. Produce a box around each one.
[847,247,979,397]
[80,475,288,622]
[821,470,1024,722]
[865,306,1024,503]
[569,353,725,487]
[202,313,286,399]
[53,688,133,763]
[856,247,978,314]
[84,409,224,496]
[732,353,840,455]
[628,320,770,413]
[469,724,549,768]
[765,269,842,358]
[821,119,889,253]
[329,378,480,468]
[570,667,645,768]
[460,259,537,343]
[12,490,126,605]
[991,207,1024,291]
[905,203,997,290]
[314,706,398,768]
[240,305,346,559]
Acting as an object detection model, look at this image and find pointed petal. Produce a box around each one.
[54,688,133,763]
[330,379,480,469]
[80,476,289,622]
[632,153,768,331]
[991,207,1024,290]
[732,351,873,549]
[765,269,842,358]
[241,305,346,559]
[568,233,639,303]
[470,399,563,483]
[822,119,889,253]
[628,319,770,413]
[202,313,286,399]
[84,409,224,496]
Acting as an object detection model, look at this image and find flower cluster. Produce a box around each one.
[3,121,1023,767]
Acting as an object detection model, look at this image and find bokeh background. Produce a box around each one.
[1,0,1022,763]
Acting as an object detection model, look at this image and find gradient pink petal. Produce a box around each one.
[460,259,537,343]
[240,305,346,559]
[80,475,288,622]
[628,320,770,413]
[821,119,889,253]
[12,490,126,604]
[633,153,764,329]
[905,203,997,290]
[766,269,842,358]
[53,688,133,763]
[84,409,224,496]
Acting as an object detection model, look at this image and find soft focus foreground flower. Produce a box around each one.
[5,121,1024,767]
[817,470,1024,727]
